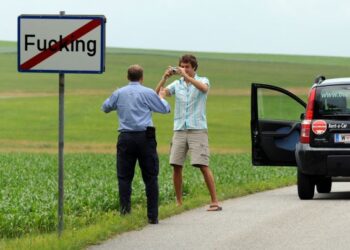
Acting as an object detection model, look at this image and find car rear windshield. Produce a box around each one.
[314,85,350,119]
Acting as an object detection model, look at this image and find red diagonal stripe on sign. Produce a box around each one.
[20,19,101,70]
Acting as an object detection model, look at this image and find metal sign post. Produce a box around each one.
[17,11,106,237]
[58,71,64,237]
[58,11,65,237]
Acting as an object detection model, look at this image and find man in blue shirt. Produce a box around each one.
[102,65,170,224]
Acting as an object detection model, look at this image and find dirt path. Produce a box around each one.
[0,86,310,99]
[0,140,247,154]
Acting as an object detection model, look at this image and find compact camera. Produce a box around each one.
[170,67,178,74]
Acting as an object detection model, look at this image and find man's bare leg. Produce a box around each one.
[199,166,220,209]
[173,165,183,206]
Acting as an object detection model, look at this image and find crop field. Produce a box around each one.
[0,153,297,238]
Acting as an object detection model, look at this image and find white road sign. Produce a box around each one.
[18,15,106,73]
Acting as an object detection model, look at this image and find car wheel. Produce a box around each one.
[297,169,315,200]
[316,177,332,193]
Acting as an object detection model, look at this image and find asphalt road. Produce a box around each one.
[89,183,350,250]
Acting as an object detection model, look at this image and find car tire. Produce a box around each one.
[297,169,315,200]
[316,178,332,193]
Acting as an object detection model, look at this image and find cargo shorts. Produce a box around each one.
[169,129,210,167]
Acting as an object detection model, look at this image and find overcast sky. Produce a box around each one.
[2,0,350,57]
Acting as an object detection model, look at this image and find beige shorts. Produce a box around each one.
[169,130,210,167]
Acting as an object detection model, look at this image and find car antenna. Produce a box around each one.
[314,75,326,85]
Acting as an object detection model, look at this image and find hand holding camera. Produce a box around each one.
[166,66,179,76]
[169,66,178,74]
[162,66,178,81]
[167,66,186,77]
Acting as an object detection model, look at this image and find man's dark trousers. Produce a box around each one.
[116,130,159,220]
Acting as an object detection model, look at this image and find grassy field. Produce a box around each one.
[3,40,350,153]
[0,153,297,249]
[2,40,350,249]
[0,153,296,238]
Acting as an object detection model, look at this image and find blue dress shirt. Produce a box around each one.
[102,82,170,131]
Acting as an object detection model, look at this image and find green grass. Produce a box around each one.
[0,95,252,152]
[3,42,350,93]
[0,153,296,249]
[257,93,307,121]
[0,93,309,152]
[6,40,350,67]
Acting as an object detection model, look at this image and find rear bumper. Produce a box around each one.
[296,143,350,176]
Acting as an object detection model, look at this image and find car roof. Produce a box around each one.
[317,78,350,87]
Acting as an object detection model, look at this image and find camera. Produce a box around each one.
[170,66,178,74]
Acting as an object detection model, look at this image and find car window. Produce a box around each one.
[257,88,305,121]
[315,85,350,118]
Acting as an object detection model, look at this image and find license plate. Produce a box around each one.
[334,133,350,143]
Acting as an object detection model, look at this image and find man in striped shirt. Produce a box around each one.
[155,54,221,211]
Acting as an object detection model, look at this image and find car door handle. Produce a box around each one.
[261,123,301,138]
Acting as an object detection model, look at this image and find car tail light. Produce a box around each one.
[300,88,316,144]
[300,120,311,143]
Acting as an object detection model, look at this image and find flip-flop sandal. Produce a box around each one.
[207,204,222,211]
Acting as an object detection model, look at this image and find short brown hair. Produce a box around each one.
[178,54,198,70]
[127,64,143,81]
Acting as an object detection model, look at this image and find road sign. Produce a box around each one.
[18,12,107,237]
[18,15,106,73]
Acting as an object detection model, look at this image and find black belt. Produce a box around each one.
[119,130,146,134]
[120,127,155,139]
